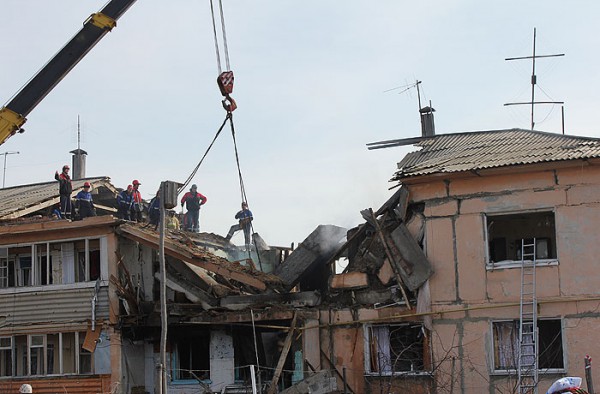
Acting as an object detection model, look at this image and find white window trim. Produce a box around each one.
[489,318,566,375]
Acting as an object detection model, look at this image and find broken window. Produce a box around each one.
[492,319,564,372]
[365,324,426,375]
[172,333,210,382]
[486,211,557,266]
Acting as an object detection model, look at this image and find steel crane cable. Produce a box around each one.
[178,113,230,194]
[209,0,231,73]
[228,114,263,268]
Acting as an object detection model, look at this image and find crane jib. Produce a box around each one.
[0,0,137,146]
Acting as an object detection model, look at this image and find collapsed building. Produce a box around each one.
[1,128,600,394]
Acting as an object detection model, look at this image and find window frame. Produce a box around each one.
[0,336,13,377]
[484,209,559,270]
[490,318,566,375]
[363,323,430,377]
[0,236,106,291]
[0,332,95,378]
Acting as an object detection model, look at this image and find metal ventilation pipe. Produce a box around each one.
[70,148,87,180]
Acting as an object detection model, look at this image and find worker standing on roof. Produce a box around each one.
[148,190,160,228]
[54,165,72,219]
[75,181,96,219]
[130,180,143,222]
[225,202,253,248]
[180,184,207,233]
[117,185,134,220]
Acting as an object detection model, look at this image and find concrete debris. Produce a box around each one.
[279,370,338,394]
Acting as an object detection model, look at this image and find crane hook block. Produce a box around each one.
[222,95,237,113]
[217,71,235,96]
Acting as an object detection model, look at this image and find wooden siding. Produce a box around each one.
[0,374,111,394]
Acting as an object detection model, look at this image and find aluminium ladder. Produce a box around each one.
[517,238,539,394]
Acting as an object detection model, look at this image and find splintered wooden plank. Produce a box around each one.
[375,186,409,218]
[388,222,434,291]
[274,225,347,289]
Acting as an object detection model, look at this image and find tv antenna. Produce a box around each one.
[504,28,564,131]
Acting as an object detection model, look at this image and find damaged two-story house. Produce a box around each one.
[360,128,600,393]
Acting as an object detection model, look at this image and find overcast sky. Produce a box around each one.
[1,1,599,246]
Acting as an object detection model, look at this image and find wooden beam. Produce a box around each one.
[0,196,60,220]
[267,312,298,394]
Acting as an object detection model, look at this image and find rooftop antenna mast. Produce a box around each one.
[504,28,564,131]
[77,114,81,150]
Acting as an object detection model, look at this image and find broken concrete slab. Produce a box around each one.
[274,225,347,290]
[377,257,395,286]
[330,272,368,289]
[388,222,433,291]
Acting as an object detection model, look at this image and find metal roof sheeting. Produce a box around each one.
[392,129,600,180]
[0,177,114,219]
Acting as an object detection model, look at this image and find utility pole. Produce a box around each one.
[1,151,19,188]
[158,180,179,394]
[504,28,564,130]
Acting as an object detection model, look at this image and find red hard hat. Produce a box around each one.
[132,180,141,185]
[83,182,91,188]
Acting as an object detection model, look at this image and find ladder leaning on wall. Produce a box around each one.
[517,238,539,394]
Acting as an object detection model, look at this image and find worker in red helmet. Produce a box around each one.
[75,181,96,219]
[54,165,72,219]
[130,180,143,222]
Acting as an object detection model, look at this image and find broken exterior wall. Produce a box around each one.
[403,163,600,393]
[210,329,235,392]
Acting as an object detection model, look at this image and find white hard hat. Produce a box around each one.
[19,384,32,393]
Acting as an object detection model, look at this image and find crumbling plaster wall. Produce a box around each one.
[404,164,600,393]
[118,238,155,302]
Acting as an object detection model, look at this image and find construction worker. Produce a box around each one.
[148,190,161,227]
[130,180,143,222]
[166,210,180,230]
[180,184,207,233]
[19,384,32,393]
[75,181,96,219]
[225,202,253,248]
[54,165,72,219]
[117,185,134,220]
